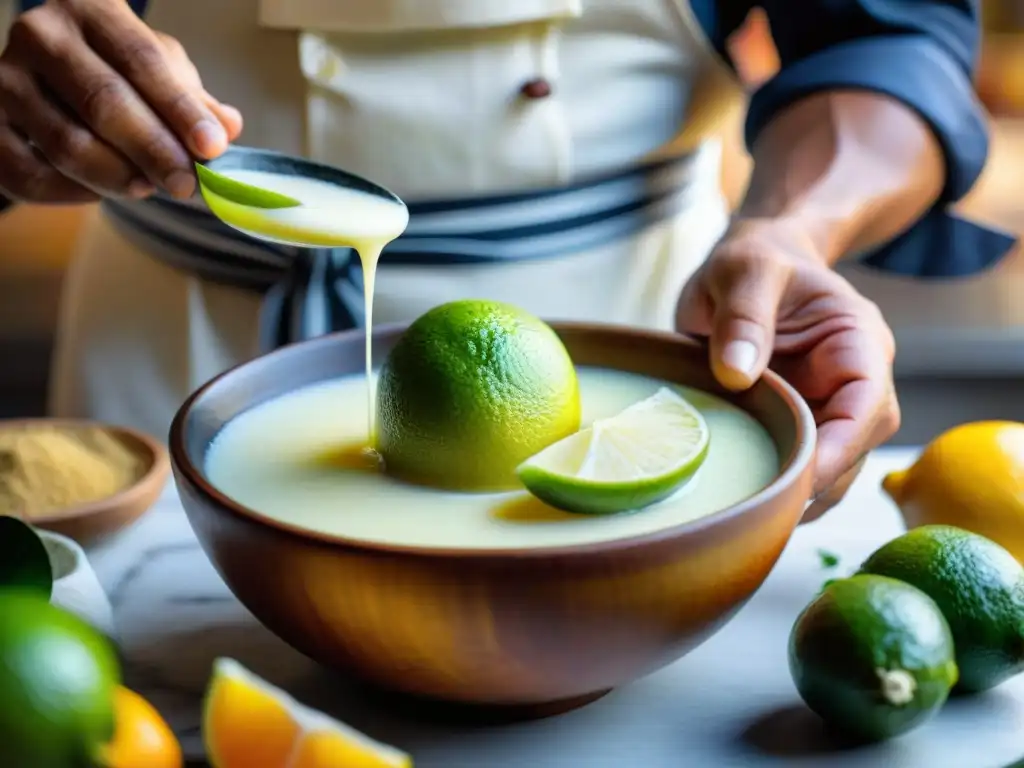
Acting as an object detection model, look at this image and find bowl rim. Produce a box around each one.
[0,418,170,525]
[170,322,817,560]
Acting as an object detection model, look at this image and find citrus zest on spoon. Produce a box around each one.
[517,387,710,515]
[195,163,302,209]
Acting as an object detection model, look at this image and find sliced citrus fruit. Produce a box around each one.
[517,386,710,515]
[195,164,301,209]
[204,658,411,768]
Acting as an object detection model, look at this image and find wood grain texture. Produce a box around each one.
[169,324,815,714]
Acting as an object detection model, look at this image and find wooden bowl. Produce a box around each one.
[3,419,170,546]
[170,324,816,715]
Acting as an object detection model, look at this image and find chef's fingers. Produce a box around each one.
[0,61,147,196]
[704,248,789,392]
[8,4,206,198]
[673,266,714,338]
[79,1,229,160]
[803,370,899,524]
[807,379,906,522]
[0,122,98,203]
[155,29,244,143]
[814,376,887,492]
[202,93,243,142]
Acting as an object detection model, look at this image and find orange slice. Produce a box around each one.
[203,658,412,768]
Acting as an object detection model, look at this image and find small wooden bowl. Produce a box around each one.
[2,419,170,546]
[171,324,816,716]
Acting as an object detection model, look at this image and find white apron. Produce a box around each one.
[48,0,742,440]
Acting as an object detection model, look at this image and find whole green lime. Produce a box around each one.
[376,300,581,490]
[789,575,958,743]
[859,524,1024,693]
[0,590,121,768]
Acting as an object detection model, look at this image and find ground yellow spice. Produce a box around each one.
[0,426,144,518]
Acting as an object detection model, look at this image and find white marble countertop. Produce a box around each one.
[86,447,1024,767]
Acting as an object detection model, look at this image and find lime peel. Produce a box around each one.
[195,163,302,209]
[377,300,580,491]
[517,387,710,516]
[876,668,917,706]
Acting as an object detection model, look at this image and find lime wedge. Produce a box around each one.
[195,163,301,209]
[517,387,710,515]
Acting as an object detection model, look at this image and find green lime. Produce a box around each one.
[0,517,53,597]
[195,163,301,209]
[516,387,709,515]
[789,574,958,743]
[377,300,581,491]
[859,524,1024,693]
[0,590,120,768]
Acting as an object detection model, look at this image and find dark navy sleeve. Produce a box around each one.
[698,0,1017,278]
[16,0,149,14]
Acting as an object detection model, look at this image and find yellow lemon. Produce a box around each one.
[377,300,581,491]
[882,421,1024,563]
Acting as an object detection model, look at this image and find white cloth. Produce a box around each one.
[48,0,742,440]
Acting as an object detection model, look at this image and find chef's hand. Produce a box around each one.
[676,219,901,521]
[0,0,242,203]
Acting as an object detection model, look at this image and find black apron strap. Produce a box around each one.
[103,151,704,351]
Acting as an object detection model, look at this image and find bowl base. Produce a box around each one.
[358,683,612,724]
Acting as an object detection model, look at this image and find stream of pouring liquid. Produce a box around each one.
[203,170,409,447]
[349,240,383,446]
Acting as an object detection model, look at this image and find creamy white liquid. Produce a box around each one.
[205,368,780,550]
[210,170,409,250]
[204,169,409,442]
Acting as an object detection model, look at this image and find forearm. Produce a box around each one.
[737,90,945,267]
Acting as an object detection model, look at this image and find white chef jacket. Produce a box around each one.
[41,0,742,439]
